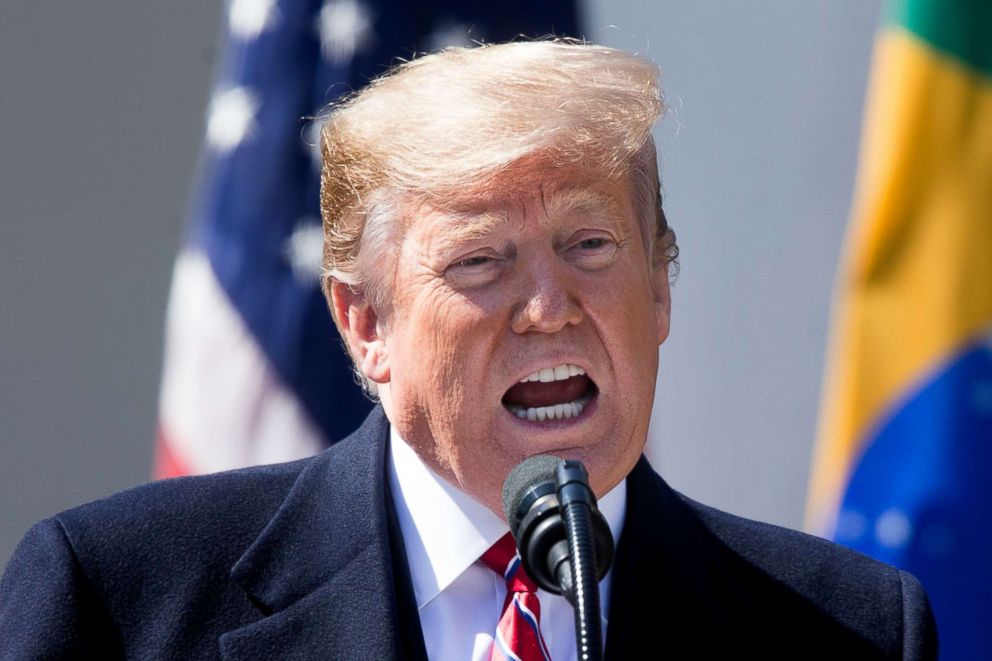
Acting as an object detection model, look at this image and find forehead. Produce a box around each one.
[408,170,635,244]
[454,162,629,209]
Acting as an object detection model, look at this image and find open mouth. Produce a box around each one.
[501,363,599,422]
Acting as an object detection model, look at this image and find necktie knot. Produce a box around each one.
[481,533,538,594]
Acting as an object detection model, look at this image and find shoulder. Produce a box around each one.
[11,406,389,588]
[51,455,313,572]
[1,409,391,657]
[686,494,898,595]
[21,455,317,605]
[620,458,936,657]
[683,494,937,658]
[0,456,318,657]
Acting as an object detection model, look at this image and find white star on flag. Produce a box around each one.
[206,87,259,152]
[229,0,279,39]
[971,379,992,415]
[285,219,326,283]
[318,0,375,65]
[427,20,475,51]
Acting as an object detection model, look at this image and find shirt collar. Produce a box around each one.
[387,425,627,610]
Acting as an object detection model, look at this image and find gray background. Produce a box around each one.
[0,1,881,566]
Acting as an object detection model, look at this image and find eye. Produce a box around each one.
[577,237,608,250]
[444,250,506,288]
[565,232,618,269]
[453,255,494,268]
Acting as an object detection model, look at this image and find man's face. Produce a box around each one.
[372,167,670,515]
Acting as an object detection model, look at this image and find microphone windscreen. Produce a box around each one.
[501,455,561,534]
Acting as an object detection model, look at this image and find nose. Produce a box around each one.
[510,255,584,334]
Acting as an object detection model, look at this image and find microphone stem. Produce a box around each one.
[560,486,603,661]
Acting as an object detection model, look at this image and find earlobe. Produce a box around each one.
[360,343,390,383]
[330,281,391,383]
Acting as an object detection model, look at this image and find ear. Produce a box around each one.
[330,281,390,384]
[652,261,671,345]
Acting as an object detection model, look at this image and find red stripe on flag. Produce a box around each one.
[153,425,191,479]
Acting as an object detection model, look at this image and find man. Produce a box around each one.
[0,41,936,659]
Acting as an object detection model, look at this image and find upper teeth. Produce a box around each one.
[520,363,585,383]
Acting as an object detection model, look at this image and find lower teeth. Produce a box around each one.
[509,395,592,422]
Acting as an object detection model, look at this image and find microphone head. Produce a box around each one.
[502,455,561,538]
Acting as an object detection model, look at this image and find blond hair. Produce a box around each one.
[319,40,677,391]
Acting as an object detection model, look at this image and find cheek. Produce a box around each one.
[596,267,659,337]
[418,287,487,349]
[399,287,495,398]
[586,266,661,388]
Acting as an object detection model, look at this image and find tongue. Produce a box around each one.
[503,375,592,408]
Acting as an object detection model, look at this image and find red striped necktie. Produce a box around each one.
[481,533,552,661]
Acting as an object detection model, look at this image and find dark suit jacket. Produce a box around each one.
[0,408,937,659]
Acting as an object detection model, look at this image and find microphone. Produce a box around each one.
[502,455,563,593]
[502,455,614,661]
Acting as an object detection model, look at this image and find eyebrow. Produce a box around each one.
[541,186,622,220]
[428,209,510,257]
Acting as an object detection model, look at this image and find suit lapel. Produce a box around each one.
[220,408,426,660]
[604,457,739,659]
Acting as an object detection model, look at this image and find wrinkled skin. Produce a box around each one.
[333,166,670,517]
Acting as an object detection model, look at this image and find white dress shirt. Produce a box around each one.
[387,427,626,660]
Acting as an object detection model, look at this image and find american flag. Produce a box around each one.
[155,0,580,477]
